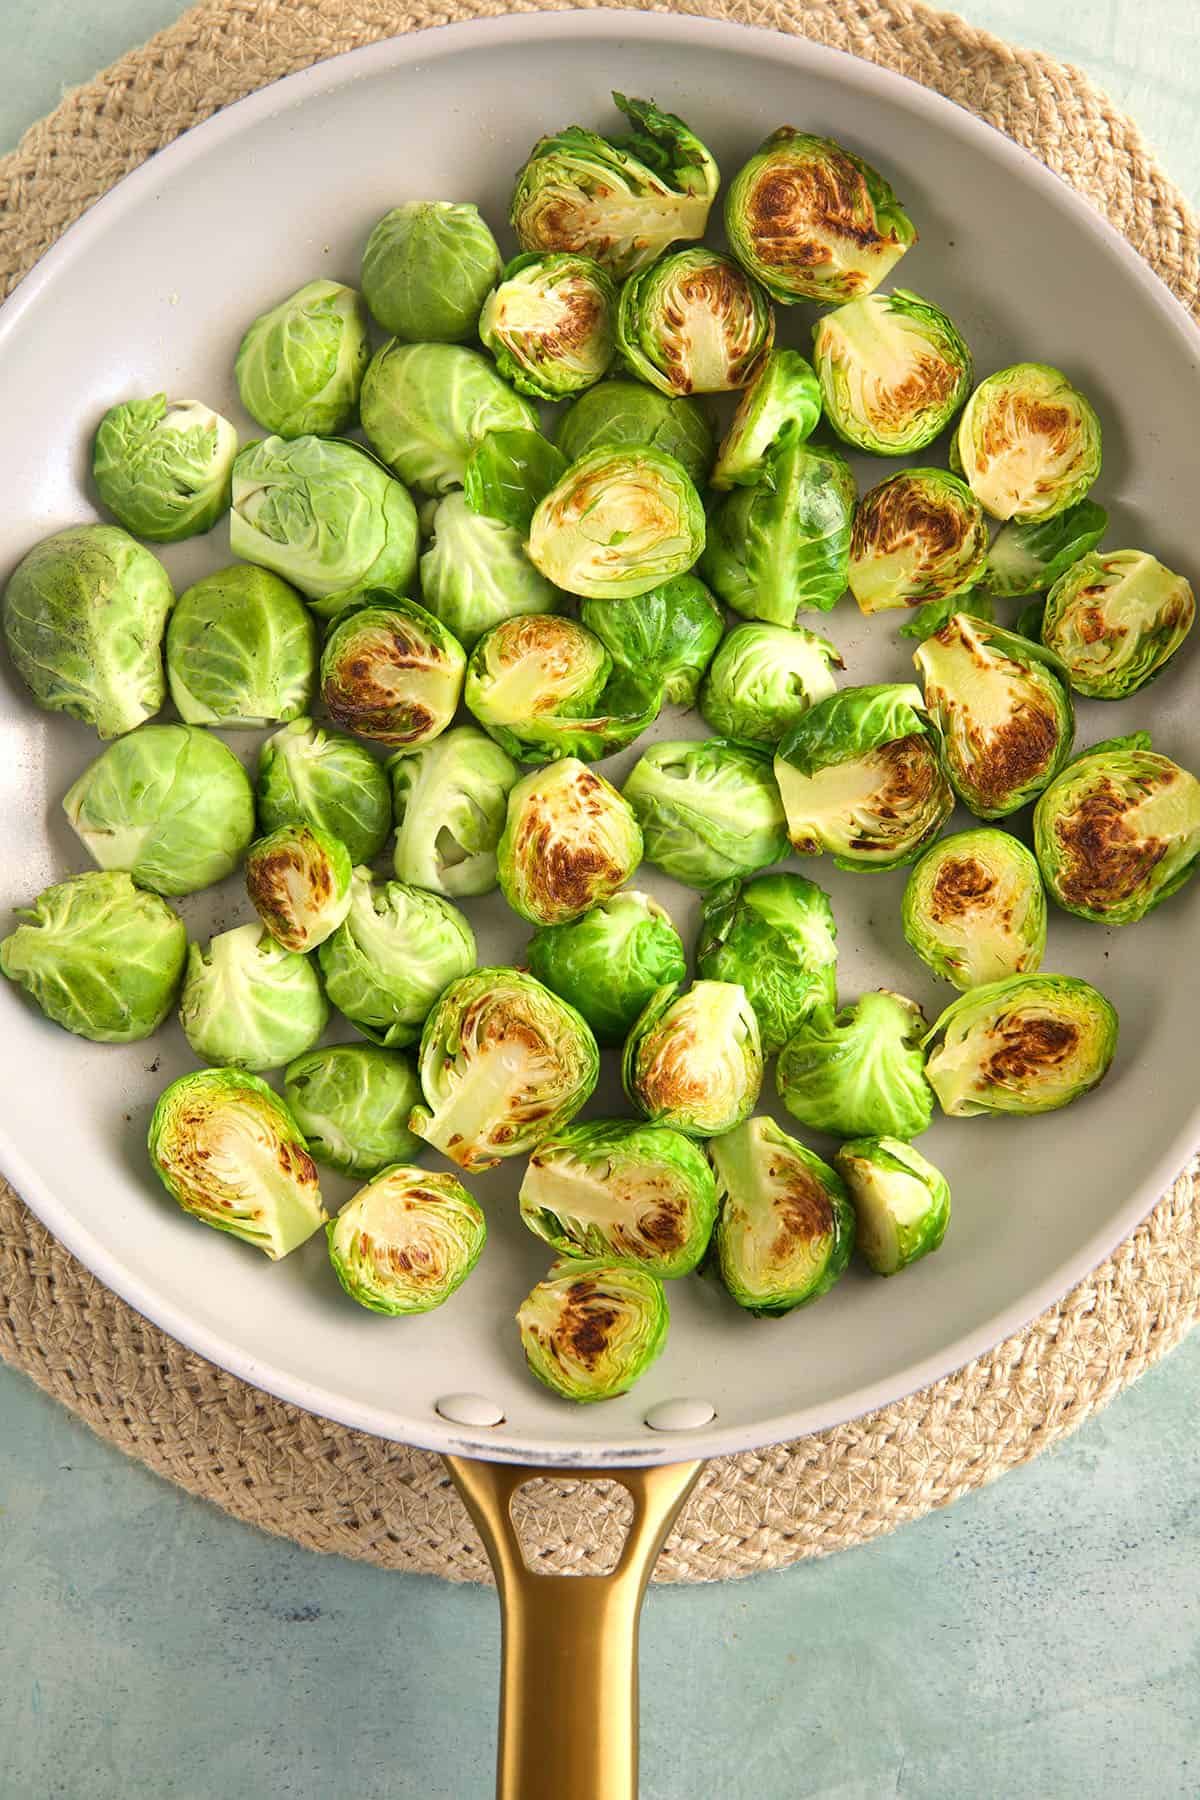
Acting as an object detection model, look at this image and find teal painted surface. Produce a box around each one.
[1,7,1198,1797]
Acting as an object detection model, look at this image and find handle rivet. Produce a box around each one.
[644,1398,717,1432]
[436,1392,506,1427]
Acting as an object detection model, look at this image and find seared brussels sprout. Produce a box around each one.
[257,718,392,867]
[390,726,519,898]
[527,890,687,1047]
[774,683,952,871]
[64,724,255,896]
[361,201,502,342]
[318,869,475,1049]
[725,129,915,304]
[510,92,719,280]
[244,824,353,953]
[497,759,643,926]
[812,289,972,455]
[709,1117,852,1316]
[166,564,316,728]
[623,979,763,1138]
[914,613,1074,818]
[616,247,774,396]
[982,499,1108,600]
[848,469,987,615]
[698,622,841,745]
[710,348,822,489]
[359,341,537,496]
[179,923,327,1072]
[777,990,934,1139]
[463,428,568,535]
[902,829,1046,989]
[702,439,856,623]
[410,967,598,1171]
[1040,550,1195,699]
[92,395,238,541]
[320,599,465,748]
[696,872,837,1055]
[284,1043,421,1179]
[953,363,1102,523]
[230,435,419,600]
[925,973,1118,1117]
[419,490,558,648]
[897,587,994,642]
[517,1258,668,1403]
[834,1137,951,1276]
[465,613,661,764]
[1,871,186,1044]
[3,524,173,739]
[625,738,789,887]
[235,280,370,438]
[480,252,617,399]
[555,377,714,489]
[528,445,706,601]
[579,575,722,707]
[328,1165,486,1314]
[147,1068,325,1259]
[519,1118,717,1277]
[1033,733,1200,925]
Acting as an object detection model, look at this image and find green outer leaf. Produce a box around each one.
[775,682,927,778]
[166,563,317,728]
[834,1135,950,1274]
[527,890,687,1046]
[516,1258,669,1403]
[178,923,329,1073]
[317,871,476,1050]
[284,1043,422,1179]
[696,872,838,1054]
[579,574,723,706]
[463,429,568,534]
[924,973,1118,1116]
[92,394,238,541]
[776,990,934,1139]
[981,499,1108,599]
[710,349,822,489]
[235,280,370,439]
[327,1166,485,1314]
[709,1116,853,1316]
[898,588,994,641]
[359,341,538,496]
[702,439,856,622]
[361,202,502,342]
[256,718,392,867]
[623,738,789,887]
[554,377,714,488]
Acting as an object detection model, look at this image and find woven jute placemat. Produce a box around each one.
[2,0,1199,1585]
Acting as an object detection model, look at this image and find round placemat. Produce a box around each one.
[2,0,1199,1584]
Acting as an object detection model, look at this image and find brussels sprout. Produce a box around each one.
[517,1258,668,1403]
[981,499,1109,600]
[812,290,972,456]
[902,829,1046,989]
[725,130,915,305]
[848,470,988,616]
[776,990,934,1140]
[92,394,238,540]
[1032,733,1200,925]
[256,718,392,867]
[924,973,1118,1117]
[616,247,774,397]
[527,890,687,1047]
[698,622,841,745]
[696,872,838,1055]
[244,824,353,953]
[834,1137,951,1275]
[702,439,856,623]
[510,91,719,280]
[480,253,617,400]
[235,280,370,438]
[624,738,789,887]
[409,967,598,1171]
[230,435,419,600]
[579,575,723,706]
[774,683,953,871]
[179,923,328,1072]
[147,1067,325,1259]
[284,1043,421,1179]
[914,613,1074,818]
[361,201,502,342]
[389,726,519,898]
[64,724,255,896]
[527,445,706,602]
[498,758,643,926]
[555,377,715,489]
[710,348,822,490]
[165,564,316,728]
[3,524,173,739]
[1,871,186,1044]
[328,1165,486,1314]
[897,588,994,642]
[465,614,661,764]
[419,490,558,648]
[519,1118,717,1278]
[1039,550,1195,699]
[953,363,1102,523]
[320,599,465,748]
[709,1117,853,1316]
[360,341,537,497]
[463,429,568,535]
[623,979,763,1138]
[318,869,475,1049]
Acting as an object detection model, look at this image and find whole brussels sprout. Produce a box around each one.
[360,341,537,496]
[812,290,972,455]
[709,1117,853,1316]
[166,564,317,728]
[390,726,519,898]
[527,889,687,1046]
[897,587,994,643]
[698,622,841,745]
[318,869,475,1049]
[528,445,706,602]
[257,718,392,867]
[696,872,838,1055]
[624,738,789,887]
[64,724,255,896]
[953,363,1102,523]
[480,253,617,400]
[623,979,763,1138]
[555,377,715,489]
[244,823,353,953]
[777,990,934,1140]
[179,923,328,1072]
[284,1043,421,1179]
[982,499,1108,600]
[517,1258,669,1403]
[710,349,822,490]
[361,201,502,342]
[725,130,915,304]
[924,973,1118,1117]
[848,469,988,615]
[1039,550,1195,699]
[579,574,722,707]
[235,280,370,438]
[1,871,186,1044]
[616,247,774,396]
[465,614,661,764]
[498,759,643,926]
[419,490,558,648]
[92,394,238,540]
[463,428,568,535]
[3,524,173,739]
[834,1137,951,1276]
[902,829,1046,989]
[328,1165,486,1315]
[702,439,856,623]
[320,599,465,748]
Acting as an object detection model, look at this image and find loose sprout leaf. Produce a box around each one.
[702,439,856,623]
[711,348,822,490]
[463,429,568,534]
[981,499,1109,599]
[897,588,994,641]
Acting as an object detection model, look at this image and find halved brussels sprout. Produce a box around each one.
[709,1117,853,1316]
[361,201,502,342]
[834,1137,951,1276]
[320,599,465,748]
[848,469,987,615]
[924,973,1118,1116]
[1040,550,1195,699]
[166,564,317,728]
[579,574,723,706]
[318,869,475,1049]
[235,280,370,438]
[776,990,934,1139]
[710,349,822,489]
[244,824,353,953]
[465,613,661,764]
[419,490,558,648]
[702,439,856,623]
[953,363,1102,523]
[480,253,617,400]
[510,92,719,280]
[92,394,238,541]
[616,247,774,397]
[897,587,994,642]
[284,1043,421,1179]
[725,130,915,304]
[1,871,186,1044]
[410,967,598,1171]
[528,445,706,601]
[774,683,952,871]
[527,890,687,1047]
[148,1068,325,1259]
[328,1165,486,1314]
[624,738,789,887]
[516,1258,669,1403]
[179,922,328,1072]
[390,726,519,898]
[3,524,173,739]
[497,759,643,926]
[555,377,715,489]
[64,724,255,896]
[463,429,568,535]
[698,622,841,745]
[981,499,1108,600]
[902,828,1046,989]
[696,872,838,1055]
[360,341,537,497]
[914,613,1074,818]
[519,1118,717,1277]
[257,718,392,867]
[812,289,972,455]
[623,979,763,1138]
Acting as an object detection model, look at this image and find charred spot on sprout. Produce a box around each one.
[930,856,995,920]
[983,1012,1079,1086]
[1051,777,1168,910]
